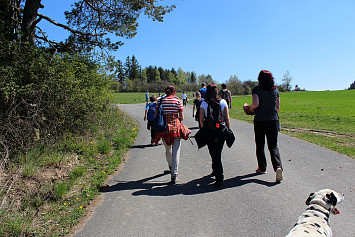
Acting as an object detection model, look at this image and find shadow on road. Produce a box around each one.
[100,172,278,197]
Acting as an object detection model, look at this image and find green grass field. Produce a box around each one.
[113,90,355,158]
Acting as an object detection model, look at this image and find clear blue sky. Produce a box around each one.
[39,0,355,91]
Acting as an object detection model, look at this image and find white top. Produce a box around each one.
[181,93,187,99]
[200,99,228,117]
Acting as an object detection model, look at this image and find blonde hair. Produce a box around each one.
[195,91,201,101]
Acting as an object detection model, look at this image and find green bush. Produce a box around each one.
[0,41,112,156]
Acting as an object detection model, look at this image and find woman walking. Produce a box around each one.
[249,70,283,182]
[154,85,191,184]
[192,92,202,128]
[199,83,230,186]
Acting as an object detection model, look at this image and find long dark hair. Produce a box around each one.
[205,83,220,104]
[258,70,276,90]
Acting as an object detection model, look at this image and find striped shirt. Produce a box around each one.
[157,95,183,115]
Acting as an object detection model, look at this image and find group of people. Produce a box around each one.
[143,70,283,186]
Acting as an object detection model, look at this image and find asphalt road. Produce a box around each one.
[74,103,355,237]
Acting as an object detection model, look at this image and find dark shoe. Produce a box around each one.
[170,176,178,184]
[214,180,224,187]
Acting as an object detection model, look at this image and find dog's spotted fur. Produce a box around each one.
[286,189,344,237]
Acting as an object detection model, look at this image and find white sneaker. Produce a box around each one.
[276,168,283,182]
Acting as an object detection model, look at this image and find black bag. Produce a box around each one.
[153,99,166,132]
[222,90,230,104]
[205,102,225,131]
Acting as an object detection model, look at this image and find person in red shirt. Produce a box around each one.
[154,85,191,184]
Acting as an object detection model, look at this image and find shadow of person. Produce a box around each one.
[130,143,161,149]
[99,171,170,193]
[132,172,278,196]
[100,172,278,197]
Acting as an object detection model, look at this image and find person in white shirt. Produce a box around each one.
[181,92,187,106]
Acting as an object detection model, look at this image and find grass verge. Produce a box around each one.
[0,106,138,236]
[230,90,355,158]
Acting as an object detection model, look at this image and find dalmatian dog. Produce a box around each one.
[286,189,344,237]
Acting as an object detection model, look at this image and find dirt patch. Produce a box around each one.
[282,128,355,148]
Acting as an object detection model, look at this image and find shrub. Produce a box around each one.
[0,41,112,156]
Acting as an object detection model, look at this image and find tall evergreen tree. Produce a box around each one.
[190,72,197,84]
[130,55,140,79]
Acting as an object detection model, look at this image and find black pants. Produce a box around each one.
[147,121,156,141]
[183,99,187,106]
[206,138,225,181]
[254,120,282,172]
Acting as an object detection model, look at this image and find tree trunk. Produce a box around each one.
[21,0,42,45]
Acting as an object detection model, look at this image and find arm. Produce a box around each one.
[276,97,280,114]
[179,110,184,121]
[224,107,230,128]
[250,94,259,112]
[199,107,205,128]
[144,109,148,121]
[229,91,232,109]
[192,103,196,117]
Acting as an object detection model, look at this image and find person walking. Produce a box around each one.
[199,83,207,99]
[192,92,202,128]
[144,95,157,145]
[199,83,230,187]
[220,84,232,109]
[249,70,283,182]
[153,85,191,184]
[181,92,187,106]
[145,90,149,105]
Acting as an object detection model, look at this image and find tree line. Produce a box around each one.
[107,55,296,95]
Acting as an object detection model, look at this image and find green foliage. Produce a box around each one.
[0,41,112,155]
[96,139,112,154]
[0,106,139,236]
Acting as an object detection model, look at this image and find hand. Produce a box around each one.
[144,116,146,121]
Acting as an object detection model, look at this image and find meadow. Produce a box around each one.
[114,90,355,158]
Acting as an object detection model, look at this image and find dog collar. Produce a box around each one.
[310,202,340,215]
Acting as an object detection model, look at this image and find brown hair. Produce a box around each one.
[258,70,276,90]
[205,83,219,104]
[164,85,176,96]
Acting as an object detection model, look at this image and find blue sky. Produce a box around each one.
[39,0,355,91]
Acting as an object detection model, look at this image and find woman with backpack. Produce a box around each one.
[199,83,230,187]
[153,85,191,184]
[192,91,202,128]
[249,70,283,182]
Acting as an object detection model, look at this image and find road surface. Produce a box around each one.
[73,103,354,237]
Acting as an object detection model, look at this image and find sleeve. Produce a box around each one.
[220,99,228,112]
[200,101,208,117]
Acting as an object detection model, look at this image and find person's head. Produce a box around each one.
[149,95,156,102]
[221,83,227,89]
[205,83,219,103]
[183,91,185,94]
[201,83,206,88]
[165,85,176,96]
[258,70,276,90]
[195,91,201,100]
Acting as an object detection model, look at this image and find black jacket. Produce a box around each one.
[194,126,235,149]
